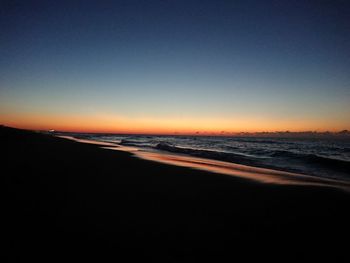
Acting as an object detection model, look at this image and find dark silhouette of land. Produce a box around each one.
[4,126,350,262]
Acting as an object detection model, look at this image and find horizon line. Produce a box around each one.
[2,125,350,136]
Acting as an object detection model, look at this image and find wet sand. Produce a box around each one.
[4,126,350,261]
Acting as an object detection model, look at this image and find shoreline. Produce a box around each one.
[5,126,350,261]
[60,135,350,192]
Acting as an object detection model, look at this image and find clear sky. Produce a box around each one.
[1,0,349,133]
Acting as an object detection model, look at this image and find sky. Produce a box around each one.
[1,0,349,134]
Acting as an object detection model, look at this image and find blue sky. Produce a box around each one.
[1,0,349,132]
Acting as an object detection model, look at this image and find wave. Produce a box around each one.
[229,138,295,145]
[155,143,259,166]
[119,139,155,148]
[339,147,350,153]
[154,143,350,178]
[120,139,143,146]
[270,150,350,172]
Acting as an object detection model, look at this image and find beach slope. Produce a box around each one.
[4,126,350,261]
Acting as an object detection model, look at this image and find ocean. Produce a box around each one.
[65,133,350,182]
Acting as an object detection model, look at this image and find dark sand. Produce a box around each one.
[4,126,350,261]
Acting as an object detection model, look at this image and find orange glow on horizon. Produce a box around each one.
[0,111,348,134]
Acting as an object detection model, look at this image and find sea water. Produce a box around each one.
[67,134,350,181]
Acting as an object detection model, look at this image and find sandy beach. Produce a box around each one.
[4,126,350,261]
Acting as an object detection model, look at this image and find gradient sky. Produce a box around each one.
[1,0,349,133]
